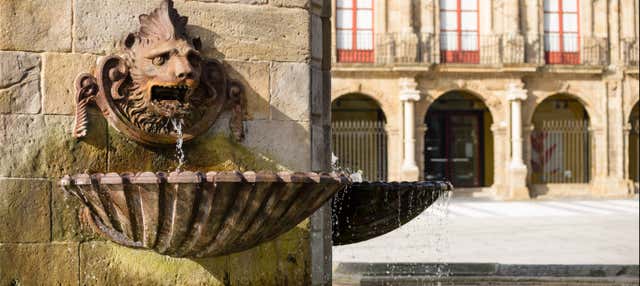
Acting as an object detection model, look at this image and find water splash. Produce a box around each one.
[171,118,186,172]
[430,189,452,280]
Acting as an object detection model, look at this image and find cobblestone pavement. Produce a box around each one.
[332,198,640,265]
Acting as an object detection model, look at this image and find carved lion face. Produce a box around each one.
[115,0,220,135]
[129,38,203,118]
[73,0,244,146]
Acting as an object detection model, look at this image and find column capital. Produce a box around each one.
[399,77,421,102]
[505,82,527,101]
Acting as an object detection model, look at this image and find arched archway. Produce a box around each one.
[423,91,494,188]
[331,93,388,181]
[628,102,639,191]
[530,94,591,184]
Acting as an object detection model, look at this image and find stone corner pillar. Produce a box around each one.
[505,82,530,200]
[399,77,421,181]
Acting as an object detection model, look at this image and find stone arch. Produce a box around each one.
[331,85,392,122]
[421,89,496,187]
[625,97,640,122]
[525,91,599,129]
[331,92,387,122]
[529,93,593,184]
[418,88,502,125]
[330,92,389,181]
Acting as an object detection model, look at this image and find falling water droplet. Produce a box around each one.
[171,118,186,172]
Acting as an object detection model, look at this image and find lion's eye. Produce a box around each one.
[188,52,201,67]
[152,56,166,66]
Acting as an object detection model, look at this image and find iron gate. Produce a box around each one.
[331,120,388,181]
[531,120,591,184]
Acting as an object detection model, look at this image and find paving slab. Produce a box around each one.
[333,198,640,265]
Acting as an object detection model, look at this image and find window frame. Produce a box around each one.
[439,0,480,64]
[336,0,374,63]
[544,0,581,64]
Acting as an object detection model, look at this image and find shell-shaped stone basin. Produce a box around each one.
[60,171,349,258]
[331,180,452,246]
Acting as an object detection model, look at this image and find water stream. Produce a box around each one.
[171,118,186,172]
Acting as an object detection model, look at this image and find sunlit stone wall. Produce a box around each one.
[0,0,332,285]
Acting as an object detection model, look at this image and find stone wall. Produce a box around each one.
[0,0,332,285]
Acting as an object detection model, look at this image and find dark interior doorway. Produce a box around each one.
[424,91,493,188]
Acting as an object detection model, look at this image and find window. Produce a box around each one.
[439,0,479,63]
[544,0,580,64]
[336,0,374,63]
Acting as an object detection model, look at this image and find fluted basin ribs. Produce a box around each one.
[331,181,452,246]
[61,171,349,258]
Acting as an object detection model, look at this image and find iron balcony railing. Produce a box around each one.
[336,32,609,66]
[374,33,525,65]
[536,34,608,66]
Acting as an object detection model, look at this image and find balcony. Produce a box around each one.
[539,34,607,66]
[373,33,525,65]
[335,33,609,69]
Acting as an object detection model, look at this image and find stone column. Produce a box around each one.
[505,83,530,199]
[399,77,421,180]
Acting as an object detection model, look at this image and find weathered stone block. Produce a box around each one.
[175,1,310,61]
[74,1,158,54]
[0,93,8,114]
[0,51,41,114]
[270,62,311,121]
[224,60,271,120]
[0,179,51,242]
[0,0,72,52]
[52,183,97,242]
[46,115,108,177]
[274,227,312,285]
[80,241,227,285]
[4,115,45,177]
[243,120,310,170]
[270,0,310,8]
[190,0,267,3]
[107,126,176,173]
[43,53,98,115]
[0,243,79,285]
[0,116,8,176]
[227,242,280,285]
[5,114,107,178]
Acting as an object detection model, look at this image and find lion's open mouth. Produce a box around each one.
[151,85,191,103]
[150,84,193,116]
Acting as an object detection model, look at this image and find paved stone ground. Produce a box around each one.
[332,198,640,265]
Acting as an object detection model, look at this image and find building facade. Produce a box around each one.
[330,0,639,199]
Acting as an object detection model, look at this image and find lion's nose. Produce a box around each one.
[174,59,194,80]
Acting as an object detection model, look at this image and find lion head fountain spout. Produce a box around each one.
[73,0,244,146]
[61,0,451,259]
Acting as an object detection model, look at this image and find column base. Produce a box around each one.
[591,177,632,198]
[504,164,530,200]
[400,163,420,181]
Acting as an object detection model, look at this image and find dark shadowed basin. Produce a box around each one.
[61,171,348,258]
[331,181,452,246]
